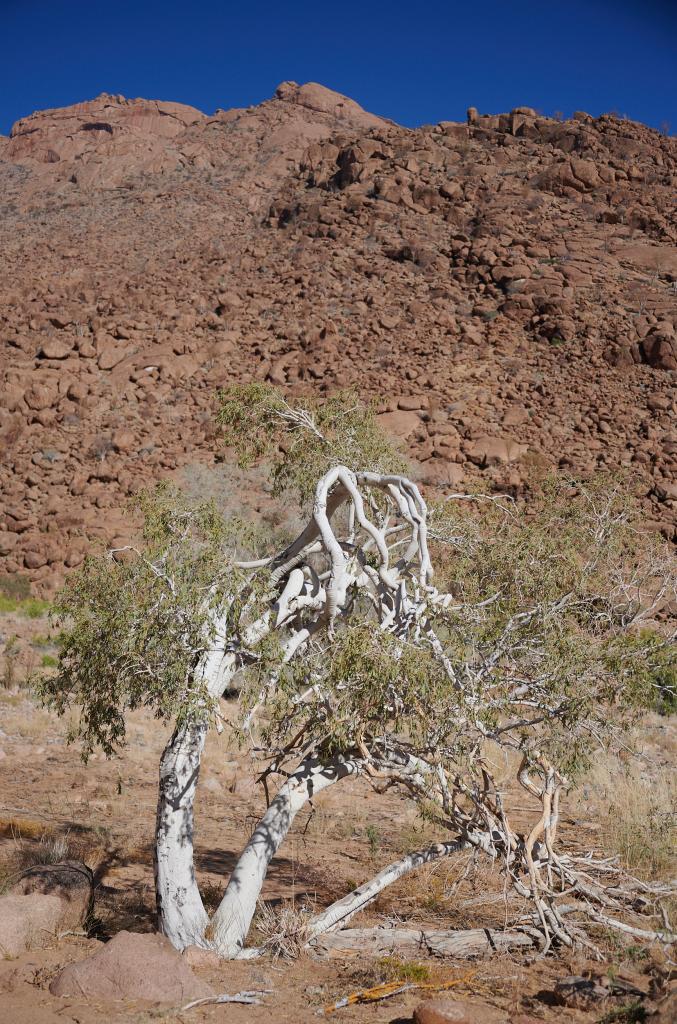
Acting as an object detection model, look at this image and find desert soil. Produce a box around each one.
[1,604,675,1023]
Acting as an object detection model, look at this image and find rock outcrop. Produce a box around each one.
[0,84,675,590]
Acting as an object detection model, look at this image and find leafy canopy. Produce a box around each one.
[217,383,408,505]
[243,479,675,782]
[40,388,675,778]
[38,485,258,758]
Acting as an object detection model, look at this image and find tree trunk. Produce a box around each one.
[210,756,360,957]
[155,720,210,949]
[307,840,463,939]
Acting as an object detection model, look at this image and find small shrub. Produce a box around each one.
[0,831,72,894]
[22,598,50,619]
[252,899,312,959]
[365,824,381,857]
[376,956,431,983]
[31,634,54,648]
[599,1001,647,1024]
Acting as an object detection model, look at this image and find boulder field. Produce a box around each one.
[0,83,675,589]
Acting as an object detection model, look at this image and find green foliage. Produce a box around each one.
[40,654,58,668]
[244,477,674,784]
[421,480,674,774]
[605,629,676,715]
[376,956,430,983]
[245,623,456,763]
[598,1002,647,1024]
[38,484,257,758]
[218,383,408,506]
[0,570,49,617]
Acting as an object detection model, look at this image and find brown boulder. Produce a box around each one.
[50,930,214,1003]
[641,325,677,371]
[414,997,507,1023]
[67,380,88,401]
[502,405,529,426]
[182,944,223,968]
[112,429,136,452]
[98,343,131,370]
[24,549,48,569]
[654,479,677,502]
[275,81,384,130]
[0,894,67,957]
[377,409,421,439]
[39,338,74,359]
[0,532,18,555]
[10,861,93,931]
[397,396,428,412]
[466,436,527,467]
[24,384,57,411]
[419,460,465,488]
[570,157,601,190]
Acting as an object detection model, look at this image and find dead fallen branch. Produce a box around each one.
[309,926,535,960]
[320,968,476,1015]
[181,989,271,1010]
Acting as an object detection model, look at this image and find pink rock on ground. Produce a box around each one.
[50,930,214,1003]
[0,893,69,957]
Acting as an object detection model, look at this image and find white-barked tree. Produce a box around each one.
[42,385,676,959]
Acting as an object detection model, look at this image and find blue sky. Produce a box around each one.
[1,0,675,135]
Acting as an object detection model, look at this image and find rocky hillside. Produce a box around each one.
[1,83,676,590]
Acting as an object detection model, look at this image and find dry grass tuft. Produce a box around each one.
[252,898,314,959]
[19,832,71,866]
[0,831,73,894]
[575,754,676,879]
[0,815,52,841]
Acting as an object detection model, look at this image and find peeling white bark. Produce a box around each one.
[155,720,210,949]
[209,757,361,957]
[155,615,238,945]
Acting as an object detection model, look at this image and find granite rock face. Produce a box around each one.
[0,85,675,590]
